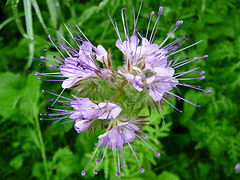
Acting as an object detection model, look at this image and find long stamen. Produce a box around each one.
[159,20,183,48]
[94,146,108,175]
[119,128,144,173]
[57,31,76,51]
[75,24,92,44]
[167,91,200,107]
[51,88,66,107]
[34,57,61,67]
[42,49,64,61]
[64,24,81,48]
[162,97,182,112]
[149,6,164,43]
[121,8,130,41]
[173,55,208,69]
[146,11,155,39]
[133,0,143,34]
[174,67,200,78]
[135,134,160,157]
[42,90,72,100]
[115,148,121,176]
[177,76,206,81]
[169,40,204,56]
[48,35,66,58]
[81,145,101,176]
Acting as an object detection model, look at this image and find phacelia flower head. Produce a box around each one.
[34,32,113,89]
[37,1,210,178]
[81,120,160,176]
[40,91,121,133]
[114,6,209,108]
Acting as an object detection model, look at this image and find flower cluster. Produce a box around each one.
[36,4,209,177]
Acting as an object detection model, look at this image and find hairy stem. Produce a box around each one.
[111,79,128,102]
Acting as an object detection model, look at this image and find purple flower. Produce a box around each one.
[97,102,122,119]
[38,2,211,177]
[40,91,122,133]
[98,122,139,149]
[80,120,160,176]
[74,120,91,133]
[34,32,113,89]
[115,6,209,110]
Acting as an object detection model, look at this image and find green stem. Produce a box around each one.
[34,114,50,180]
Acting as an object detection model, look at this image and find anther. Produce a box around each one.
[140,168,145,173]
[142,135,148,139]
[150,11,155,16]
[40,56,46,59]
[158,6,164,15]
[121,164,126,168]
[205,90,211,94]
[200,76,205,80]
[176,20,183,27]
[81,171,86,176]
[200,71,205,75]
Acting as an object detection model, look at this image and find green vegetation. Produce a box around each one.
[0,0,239,179]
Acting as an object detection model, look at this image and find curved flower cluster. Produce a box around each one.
[36,4,210,177]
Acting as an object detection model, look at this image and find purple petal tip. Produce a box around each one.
[96,159,101,163]
[115,172,120,176]
[81,171,86,176]
[94,170,98,175]
[155,152,161,157]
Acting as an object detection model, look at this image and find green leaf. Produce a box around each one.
[32,162,45,179]
[10,154,24,169]
[0,72,23,119]
[0,73,41,123]
[52,147,79,178]
[158,171,180,180]
[31,0,49,34]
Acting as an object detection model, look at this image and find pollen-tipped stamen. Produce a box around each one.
[146,11,155,39]
[115,148,121,177]
[159,20,183,48]
[94,145,108,175]
[135,134,161,157]
[81,145,101,176]
[149,6,164,43]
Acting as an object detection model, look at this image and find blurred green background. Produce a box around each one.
[0,0,240,179]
